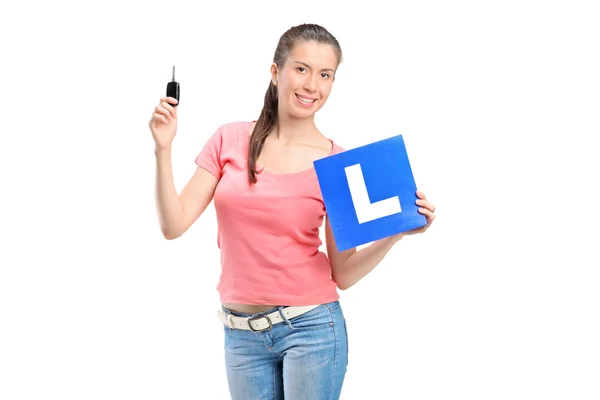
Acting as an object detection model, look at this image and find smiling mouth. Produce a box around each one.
[295,94,317,104]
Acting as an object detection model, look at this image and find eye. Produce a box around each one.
[321,73,331,79]
[297,67,306,73]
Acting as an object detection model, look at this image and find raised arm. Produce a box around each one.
[149,96,219,240]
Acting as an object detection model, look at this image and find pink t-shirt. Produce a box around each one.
[194,120,345,306]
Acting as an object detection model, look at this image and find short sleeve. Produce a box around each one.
[194,126,224,179]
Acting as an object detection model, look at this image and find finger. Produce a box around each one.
[160,96,179,106]
[159,101,177,119]
[152,112,169,125]
[416,190,426,200]
[418,207,435,219]
[417,200,435,212]
[155,103,173,121]
[416,198,433,209]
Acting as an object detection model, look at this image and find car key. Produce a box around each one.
[166,65,180,106]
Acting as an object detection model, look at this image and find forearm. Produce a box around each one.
[334,234,403,290]
[154,146,185,239]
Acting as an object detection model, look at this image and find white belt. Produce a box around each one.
[217,305,319,332]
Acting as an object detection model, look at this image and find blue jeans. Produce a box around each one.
[221,301,349,399]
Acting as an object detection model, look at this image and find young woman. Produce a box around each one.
[149,23,436,400]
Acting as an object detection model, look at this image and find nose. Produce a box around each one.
[303,73,317,92]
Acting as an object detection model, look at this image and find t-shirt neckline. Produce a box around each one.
[245,120,336,178]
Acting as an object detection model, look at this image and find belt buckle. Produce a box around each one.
[247,315,272,332]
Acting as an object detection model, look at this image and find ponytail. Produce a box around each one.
[247,81,278,183]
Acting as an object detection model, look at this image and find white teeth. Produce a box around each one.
[296,95,315,103]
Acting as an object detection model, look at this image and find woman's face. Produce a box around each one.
[272,41,339,120]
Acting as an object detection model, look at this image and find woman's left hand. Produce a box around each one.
[399,190,436,237]
[381,190,437,244]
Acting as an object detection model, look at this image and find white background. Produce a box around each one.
[1,0,599,399]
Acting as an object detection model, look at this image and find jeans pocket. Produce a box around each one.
[287,305,334,331]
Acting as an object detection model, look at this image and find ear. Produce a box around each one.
[270,63,278,80]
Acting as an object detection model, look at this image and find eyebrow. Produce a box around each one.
[293,61,335,73]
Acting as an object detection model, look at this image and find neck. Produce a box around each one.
[272,110,319,142]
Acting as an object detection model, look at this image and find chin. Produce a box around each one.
[290,108,318,120]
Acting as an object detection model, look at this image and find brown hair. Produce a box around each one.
[247,23,343,183]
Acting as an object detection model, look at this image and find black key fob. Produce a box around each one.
[166,66,180,106]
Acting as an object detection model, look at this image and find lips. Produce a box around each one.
[295,94,317,104]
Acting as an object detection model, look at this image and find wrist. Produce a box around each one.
[376,233,403,247]
[154,145,172,155]
[390,232,406,243]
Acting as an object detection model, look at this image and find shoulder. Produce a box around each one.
[208,120,254,148]
[215,120,254,139]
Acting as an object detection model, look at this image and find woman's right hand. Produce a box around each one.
[149,96,179,150]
